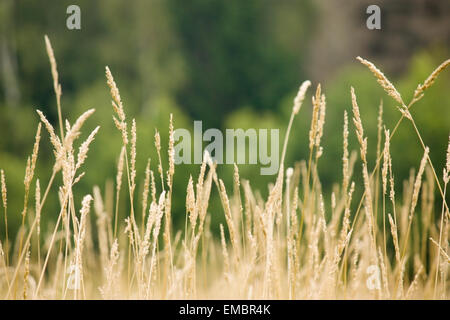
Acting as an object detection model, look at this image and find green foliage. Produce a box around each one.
[167,0,316,127]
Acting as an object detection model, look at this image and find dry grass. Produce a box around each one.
[0,36,449,300]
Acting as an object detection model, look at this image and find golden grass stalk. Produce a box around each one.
[445,135,450,184]
[350,87,377,261]
[356,56,404,105]
[220,224,231,282]
[430,238,450,263]
[413,59,450,101]
[99,239,120,299]
[76,126,100,170]
[105,66,128,145]
[23,249,30,300]
[280,80,311,166]
[44,35,64,140]
[1,169,8,266]
[130,119,137,196]
[154,130,164,191]
[114,146,125,238]
[309,84,321,150]
[73,194,93,299]
[409,147,429,221]
[141,159,151,232]
[35,179,41,269]
[342,111,350,195]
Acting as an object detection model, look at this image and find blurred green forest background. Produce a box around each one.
[0,0,449,236]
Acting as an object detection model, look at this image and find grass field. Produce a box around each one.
[0,36,449,300]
